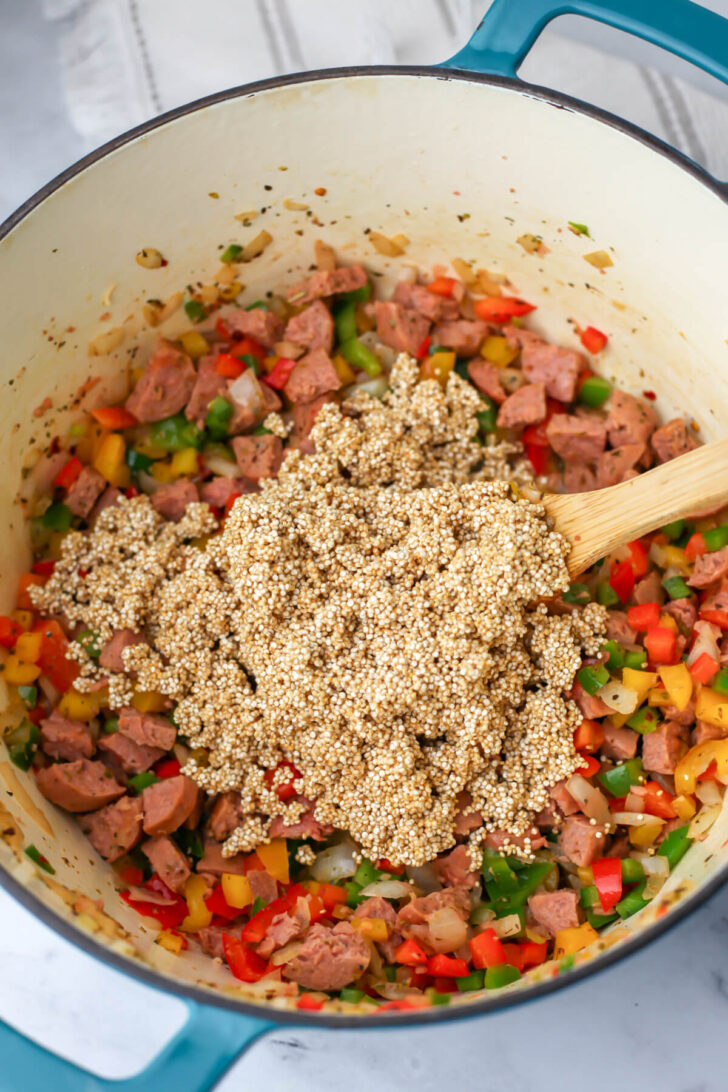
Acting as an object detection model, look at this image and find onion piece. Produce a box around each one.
[595,679,639,715]
[200,451,237,478]
[269,940,305,966]
[358,331,398,368]
[689,802,722,840]
[354,377,390,399]
[229,369,265,417]
[641,855,669,899]
[137,470,166,495]
[687,621,721,668]
[311,841,358,883]
[38,676,60,707]
[470,903,495,926]
[696,780,723,806]
[124,886,177,906]
[490,913,521,939]
[610,811,666,827]
[427,906,468,952]
[405,863,442,895]
[358,879,413,900]
[565,774,612,826]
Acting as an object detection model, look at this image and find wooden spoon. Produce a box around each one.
[542,437,728,578]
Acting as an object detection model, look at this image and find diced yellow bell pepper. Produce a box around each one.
[609,712,631,729]
[663,545,689,571]
[156,929,185,954]
[648,687,671,708]
[93,433,131,488]
[179,331,210,360]
[218,281,242,303]
[47,531,70,560]
[332,354,356,385]
[133,438,168,460]
[351,917,390,942]
[355,303,375,334]
[553,922,599,959]
[674,738,728,794]
[420,351,456,387]
[332,904,350,920]
[189,747,209,767]
[480,335,518,366]
[15,632,43,664]
[262,355,279,374]
[256,839,289,885]
[150,459,177,483]
[58,689,100,722]
[577,866,593,886]
[695,688,728,730]
[622,668,659,706]
[180,874,213,933]
[132,690,168,714]
[658,613,678,633]
[658,663,692,712]
[74,423,104,464]
[4,656,41,685]
[170,448,199,477]
[629,821,663,847]
[673,794,697,822]
[12,610,34,631]
[302,880,321,895]
[221,872,253,910]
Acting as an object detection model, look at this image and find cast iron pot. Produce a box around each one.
[0,1,727,1088]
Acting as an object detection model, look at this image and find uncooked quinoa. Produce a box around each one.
[31,355,605,866]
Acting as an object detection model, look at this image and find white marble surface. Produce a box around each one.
[2,3,728,1089]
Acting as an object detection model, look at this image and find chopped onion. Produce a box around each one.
[125,886,177,906]
[229,369,265,417]
[648,542,669,569]
[428,906,468,951]
[470,903,495,926]
[566,774,612,826]
[687,621,721,668]
[358,331,398,368]
[624,790,645,812]
[610,811,666,827]
[358,879,413,900]
[201,451,237,477]
[596,679,639,715]
[491,913,521,939]
[38,676,60,707]
[355,377,390,399]
[311,841,358,883]
[641,855,669,899]
[689,802,721,840]
[137,470,166,495]
[405,863,442,894]
[269,940,305,966]
[696,780,723,806]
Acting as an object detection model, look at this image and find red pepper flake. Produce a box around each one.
[642,390,657,401]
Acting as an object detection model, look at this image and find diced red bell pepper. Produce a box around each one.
[33,618,79,692]
[642,780,677,820]
[0,615,22,649]
[701,760,719,783]
[407,969,431,990]
[416,336,432,361]
[608,795,627,813]
[17,573,46,611]
[32,560,56,576]
[91,406,138,430]
[573,719,605,754]
[626,540,649,579]
[427,276,456,298]
[216,352,246,379]
[427,953,470,978]
[519,940,548,969]
[700,609,728,630]
[580,326,608,354]
[609,559,635,604]
[473,297,536,323]
[395,938,428,966]
[215,317,230,341]
[576,752,600,778]
[306,893,327,925]
[229,334,266,361]
[264,759,301,802]
[243,851,266,874]
[627,602,661,631]
[592,857,622,914]
[27,707,45,725]
[296,993,324,1011]
[432,977,457,993]
[522,423,548,447]
[263,357,298,391]
[222,934,269,982]
[317,883,348,913]
[119,864,145,886]
[205,883,243,921]
[53,456,83,491]
[376,858,405,875]
[690,651,719,684]
[380,998,424,1011]
[644,626,677,665]
[685,532,707,561]
[524,442,549,476]
[242,884,306,944]
[153,757,182,779]
[469,928,506,969]
[121,879,187,929]
[500,943,525,971]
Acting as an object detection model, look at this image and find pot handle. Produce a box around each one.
[0,999,273,1092]
[440,0,728,85]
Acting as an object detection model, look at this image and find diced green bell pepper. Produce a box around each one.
[184,300,206,323]
[563,583,591,606]
[456,970,485,992]
[334,300,358,345]
[579,884,599,908]
[661,519,685,540]
[482,853,520,894]
[657,824,692,870]
[205,396,233,440]
[126,448,154,473]
[220,244,243,263]
[595,581,621,608]
[623,649,647,670]
[245,300,269,311]
[128,771,160,794]
[25,844,55,874]
[4,719,40,771]
[597,757,644,797]
[17,685,37,708]
[616,880,650,919]
[103,717,119,734]
[485,964,521,989]
[341,281,372,305]
[42,503,72,532]
[577,663,609,695]
[601,640,625,671]
[476,398,498,433]
[340,337,381,377]
[662,575,693,600]
[344,881,364,908]
[340,987,365,1003]
[712,667,728,696]
[428,990,452,1006]
[352,858,381,887]
[237,352,262,376]
[626,705,661,734]
[149,413,203,452]
[76,628,102,660]
[703,525,728,552]
[621,858,645,884]
[175,828,204,859]
[586,908,618,929]
[578,376,611,408]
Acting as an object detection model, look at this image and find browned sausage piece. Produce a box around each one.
[99,629,145,673]
[40,709,95,762]
[151,480,199,522]
[98,732,165,775]
[118,708,176,751]
[66,466,106,519]
[79,794,144,861]
[124,339,196,423]
[142,775,201,835]
[36,759,125,813]
[142,834,191,892]
[528,889,581,936]
[282,922,370,991]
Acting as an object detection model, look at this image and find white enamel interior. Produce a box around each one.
[1,72,727,1013]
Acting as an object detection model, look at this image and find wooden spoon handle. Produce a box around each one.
[543,436,728,577]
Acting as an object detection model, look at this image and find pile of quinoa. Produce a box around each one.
[32,356,605,866]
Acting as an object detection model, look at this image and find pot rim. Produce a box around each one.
[1,63,727,1030]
